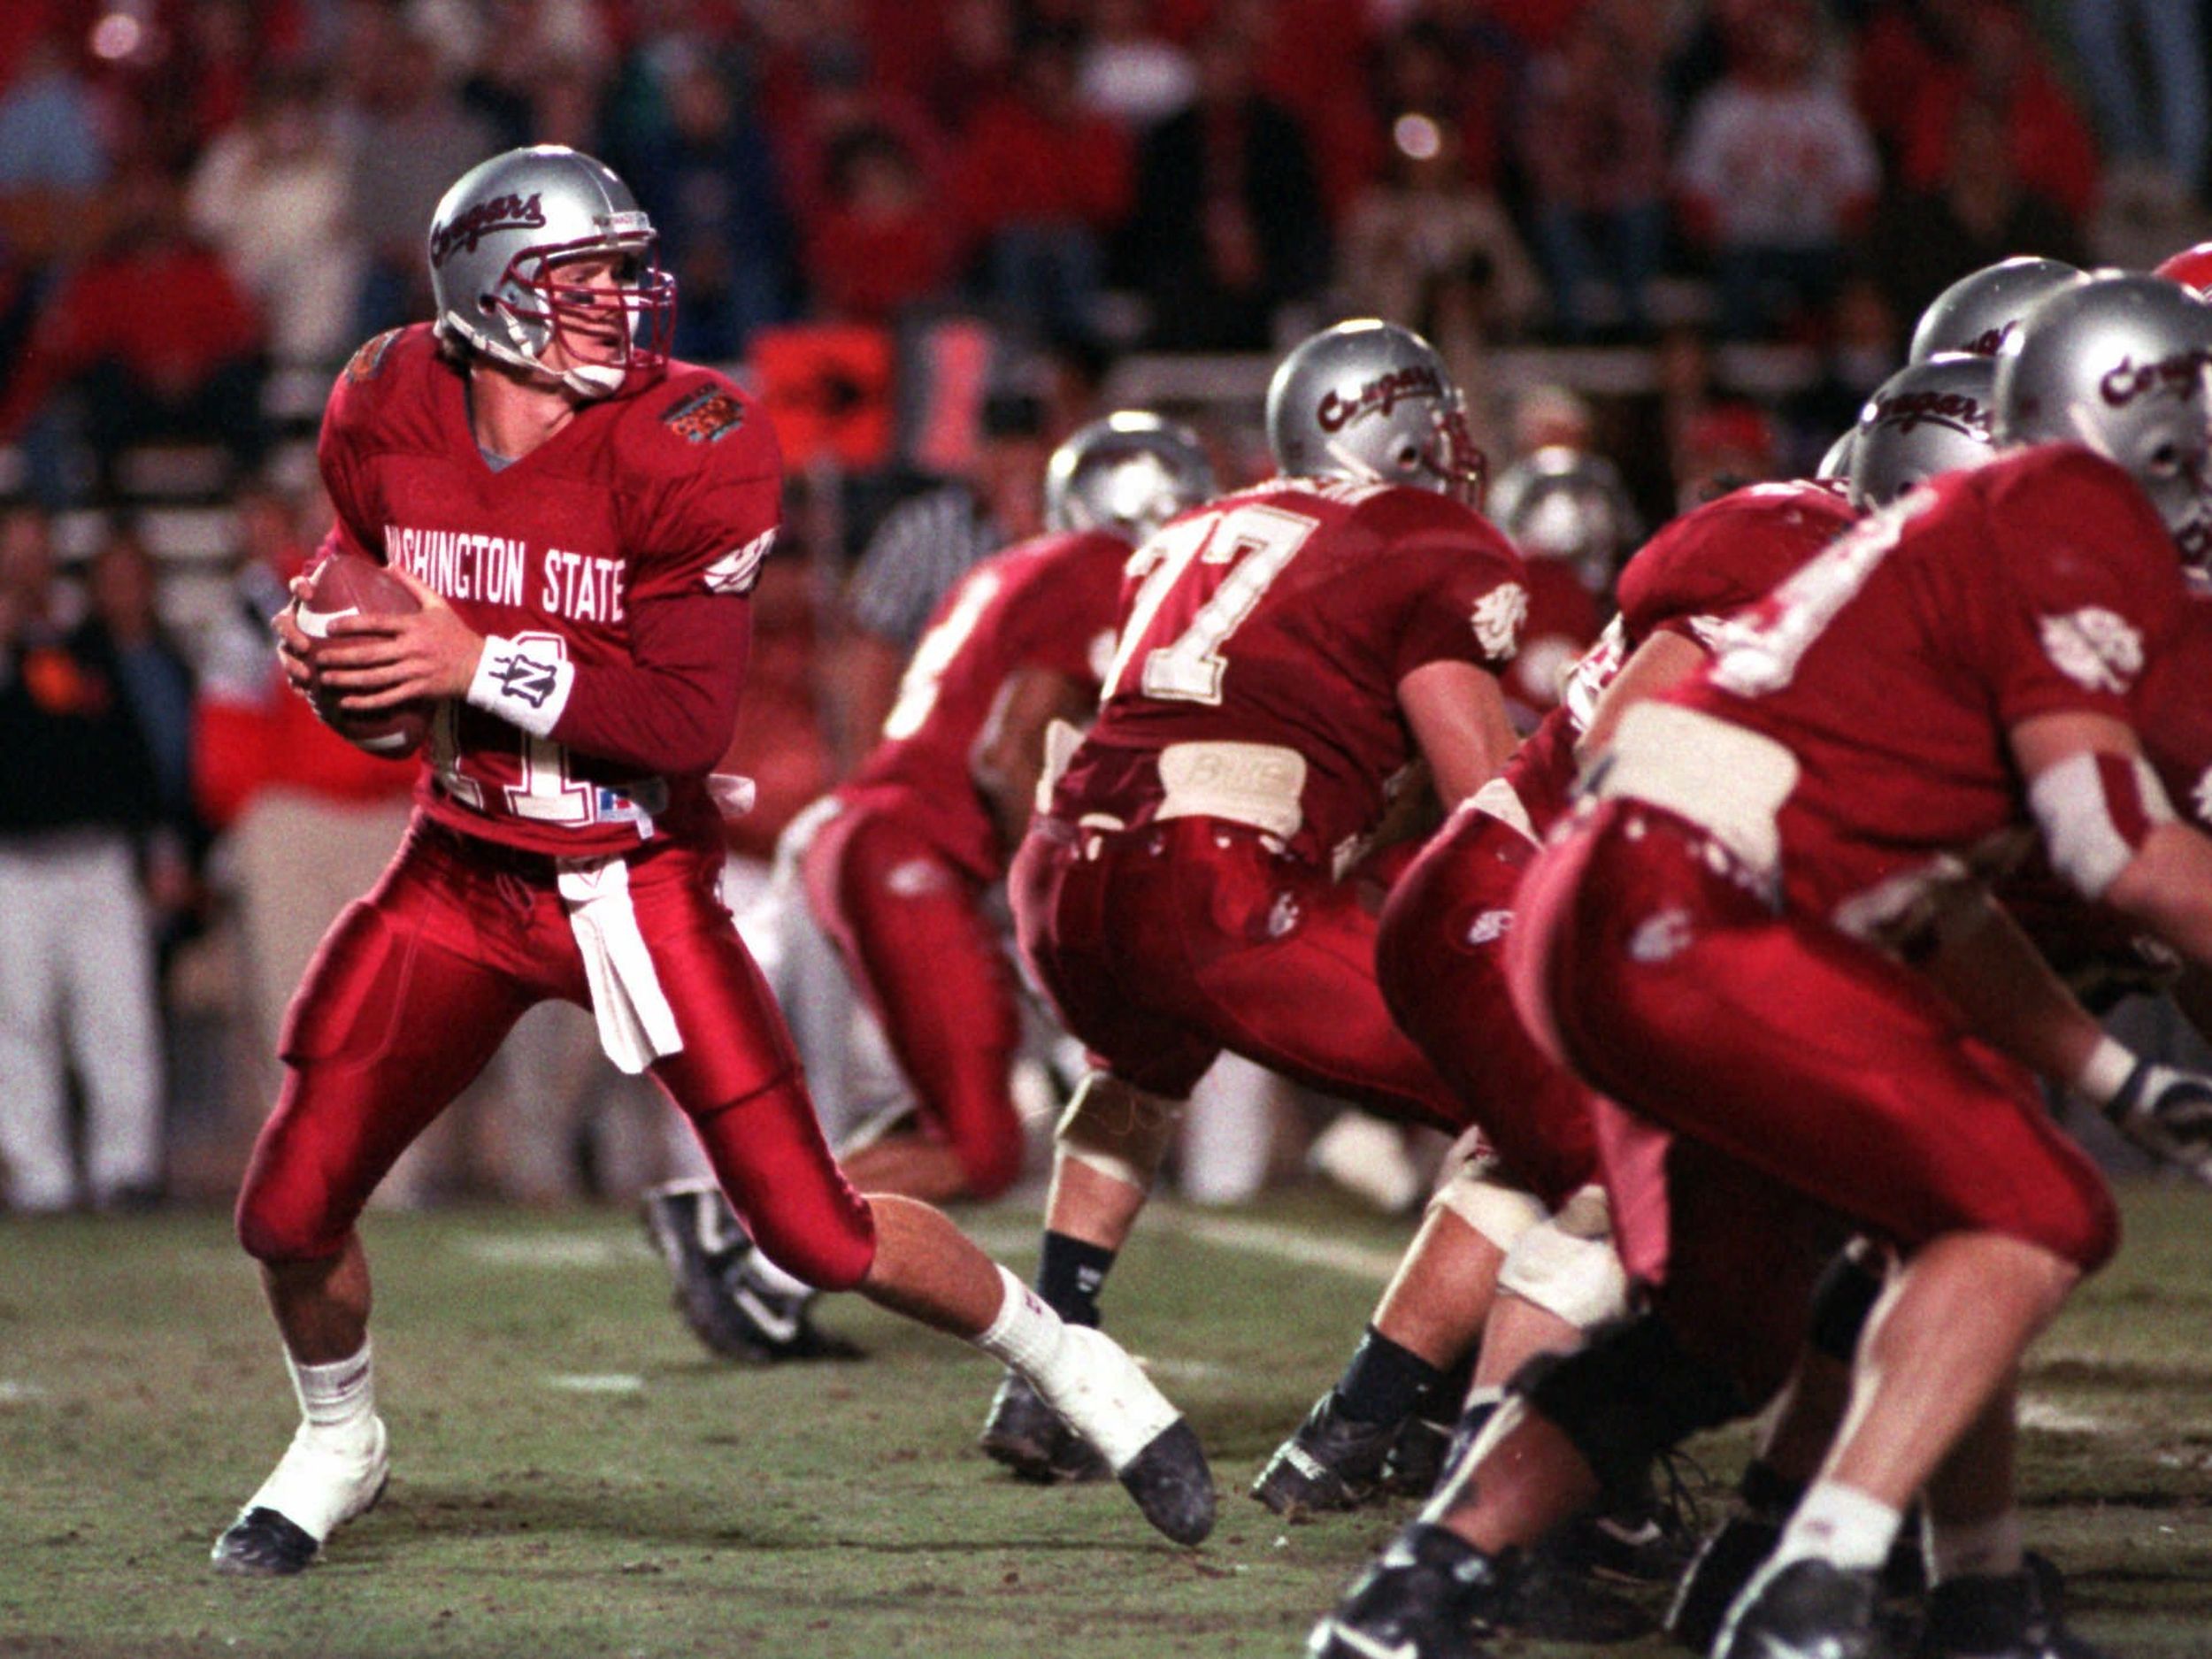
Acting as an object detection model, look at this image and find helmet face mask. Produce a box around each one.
[1996,271,2212,563]
[1266,319,1487,507]
[1043,411,1217,541]
[428,147,676,399]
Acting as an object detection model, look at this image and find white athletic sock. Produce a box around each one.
[287,1341,377,1451]
[972,1264,1068,1376]
[1927,1510,2024,1584]
[970,1264,1178,1470]
[1769,1480,1902,1574]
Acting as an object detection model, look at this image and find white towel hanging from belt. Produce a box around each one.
[557,855,684,1073]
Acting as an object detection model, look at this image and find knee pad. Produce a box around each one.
[1428,1144,1548,1254]
[1055,1070,1183,1192]
[1512,1313,1749,1495]
[1808,1238,1888,1363]
[1496,1185,1629,1330]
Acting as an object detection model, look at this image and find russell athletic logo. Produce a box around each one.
[431,192,548,266]
[1317,365,1444,433]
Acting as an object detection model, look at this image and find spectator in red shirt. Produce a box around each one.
[955,31,1132,345]
[804,122,963,323]
[0,168,268,500]
[1886,0,2101,225]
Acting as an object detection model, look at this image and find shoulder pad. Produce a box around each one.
[323,324,441,439]
[628,364,780,480]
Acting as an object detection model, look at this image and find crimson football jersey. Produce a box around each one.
[1050,478,1530,873]
[842,526,1130,880]
[1500,558,1603,726]
[1503,480,1856,837]
[316,326,782,857]
[2139,586,2212,830]
[1656,445,2193,934]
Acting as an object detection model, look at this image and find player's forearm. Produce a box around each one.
[2107,824,2212,971]
[465,595,750,777]
[972,668,1091,851]
[1921,890,2104,1088]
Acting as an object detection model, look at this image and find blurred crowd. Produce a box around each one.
[4,0,2209,1214]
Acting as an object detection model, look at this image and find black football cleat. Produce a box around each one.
[211,1507,324,1577]
[210,1442,389,1578]
[1716,1557,1888,1659]
[721,1254,868,1362]
[1020,1324,1216,1545]
[1251,1390,1404,1519]
[639,1181,864,1363]
[979,1369,1110,1483]
[1380,1411,1453,1498]
[1916,1563,2108,1659]
[1669,1512,1786,1653]
[1308,1524,1517,1659]
[1118,1419,1217,1548]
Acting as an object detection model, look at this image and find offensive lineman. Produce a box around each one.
[209,145,1213,1576]
[1317,273,2212,1659]
[984,319,1532,1481]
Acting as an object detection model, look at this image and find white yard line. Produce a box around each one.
[543,1372,646,1394]
[2018,1398,2115,1435]
[459,1233,654,1267]
[1157,1213,1401,1281]
[0,1379,46,1405]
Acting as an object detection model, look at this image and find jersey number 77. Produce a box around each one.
[1102,503,1320,706]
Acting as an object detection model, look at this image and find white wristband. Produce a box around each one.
[466,634,574,738]
[2071,1033,2138,1107]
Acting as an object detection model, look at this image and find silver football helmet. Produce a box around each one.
[1909,256,2082,364]
[1486,446,1640,595]
[1847,352,1999,509]
[427,145,675,399]
[1996,270,2212,559]
[1264,319,1486,503]
[1815,429,1856,482]
[1043,411,1217,541]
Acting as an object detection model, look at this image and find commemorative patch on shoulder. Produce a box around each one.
[662,386,748,444]
[344,329,403,384]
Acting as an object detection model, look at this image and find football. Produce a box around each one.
[293,551,432,758]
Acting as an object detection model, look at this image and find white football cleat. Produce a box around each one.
[211,1417,390,1577]
[1030,1325,1215,1545]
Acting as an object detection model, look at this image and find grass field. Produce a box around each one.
[4,1180,2208,1658]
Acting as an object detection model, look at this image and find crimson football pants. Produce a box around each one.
[1011,815,1468,1127]
[1504,801,2118,1388]
[235,818,877,1287]
[1374,803,1601,1210]
[799,792,1025,1198]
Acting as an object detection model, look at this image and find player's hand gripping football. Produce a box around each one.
[302,565,487,712]
[2106,1059,2212,1184]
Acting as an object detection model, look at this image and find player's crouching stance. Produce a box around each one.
[210,146,1211,1578]
[1311,273,2212,1659]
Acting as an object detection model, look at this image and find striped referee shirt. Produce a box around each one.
[847,484,1005,649]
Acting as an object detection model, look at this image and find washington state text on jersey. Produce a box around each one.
[383,525,626,623]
